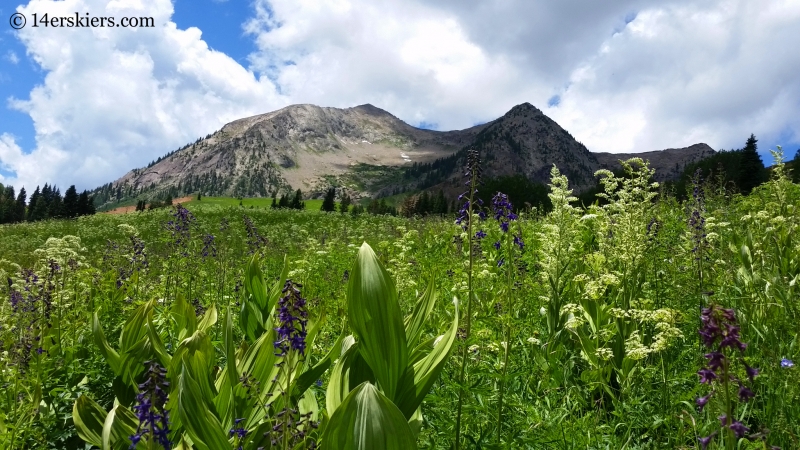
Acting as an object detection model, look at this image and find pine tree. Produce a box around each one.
[32,193,49,222]
[339,194,351,214]
[291,189,304,210]
[278,193,290,208]
[321,188,336,212]
[14,187,27,223]
[63,185,79,218]
[737,134,768,195]
[27,186,41,221]
[77,191,95,216]
[0,184,7,224]
[1,185,15,224]
[48,187,64,219]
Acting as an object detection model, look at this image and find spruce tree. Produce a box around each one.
[291,189,304,210]
[1,186,15,224]
[321,188,336,212]
[48,187,63,219]
[63,185,79,218]
[339,194,351,214]
[737,134,768,195]
[27,186,41,221]
[278,193,290,208]
[14,187,27,223]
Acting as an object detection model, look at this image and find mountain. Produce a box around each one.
[594,143,716,183]
[92,103,716,208]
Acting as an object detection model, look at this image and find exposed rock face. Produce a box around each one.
[453,102,600,192]
[99,102,716,206]
[109,103,486,202]
[594,143,717,183]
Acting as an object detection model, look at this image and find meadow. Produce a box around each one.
[0,151,798,449]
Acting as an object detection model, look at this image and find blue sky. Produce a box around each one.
[1,0,799,191]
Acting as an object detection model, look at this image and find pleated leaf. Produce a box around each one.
[322,382,417,450]
[403,278,437,348]
[72,394,106,448]
[347,242,408,401]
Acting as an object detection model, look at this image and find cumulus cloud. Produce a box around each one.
[3,0,799,191]
[5,0,286,191]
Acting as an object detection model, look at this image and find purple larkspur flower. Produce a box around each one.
[738,383,755,402]
[698,432,716,450]
[274,280,309,358]
[698,368,717,384]
[130,361,171,449]
[729,420,749,438]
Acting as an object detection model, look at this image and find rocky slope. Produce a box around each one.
[94,102,716,207]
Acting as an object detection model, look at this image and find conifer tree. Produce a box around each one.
[291,189,304,210]
[737,134,768,195]
[63,185,79,218]
[321,188,336,212]
[793,148,800,183]
[271,195,278,209]
[14,187,27,223]
[48,187,64,219]
[27,186,41,222]
[1,185,15,224]
[77,191,95,216]
[31,192,49,222]
[278,193,290,208]
[339,193,351,214]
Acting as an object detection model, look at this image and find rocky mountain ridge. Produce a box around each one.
[94,103,716,207]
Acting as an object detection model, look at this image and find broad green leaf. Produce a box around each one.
[72,395,106,448]
[404,278,437,348]
[323,382,417,450]
[92,311,121,375]
[396,298,458,418]
[197,304,218,333]
[119,301,152,353]
[223,305,239,393]
[245,254,269,310]
[347,242,408,401]
[147,315,171,368]
[177,365,230,450]
[101,403,140,450]
[294,328,345,402]
[325,340,375,415]
[240,299,265,343]
[172,293,197,341]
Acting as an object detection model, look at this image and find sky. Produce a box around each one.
[1,0,799,192]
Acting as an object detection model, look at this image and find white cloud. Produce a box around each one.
[2,0,800,191]
[4,0,287,191]
[5,51,19,65]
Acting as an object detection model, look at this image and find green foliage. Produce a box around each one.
[1,155,799,448]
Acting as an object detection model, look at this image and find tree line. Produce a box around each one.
[0,183,96,224]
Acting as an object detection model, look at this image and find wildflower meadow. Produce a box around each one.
[0,149,798,449]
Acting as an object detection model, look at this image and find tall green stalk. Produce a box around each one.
[454,151,480,450]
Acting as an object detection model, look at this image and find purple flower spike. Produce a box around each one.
[729,421,749,438]
[718,414,728,426]
[696,392,713,412]
[698,432,716,450]
[704,352,725,370]
[698,368,717,384]
[744,363,759,381]
[738,383,755,402]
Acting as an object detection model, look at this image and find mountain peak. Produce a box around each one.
[507,102,542,115]
[352,103,393,116]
